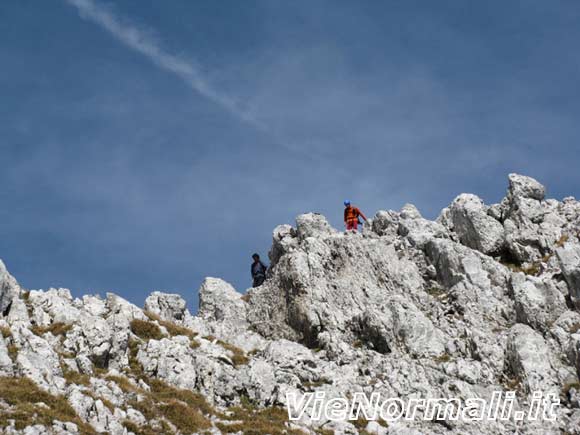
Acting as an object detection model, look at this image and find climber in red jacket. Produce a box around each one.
[343,200,367,232]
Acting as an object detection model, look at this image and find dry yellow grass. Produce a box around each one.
[106,375,139,393]
[125,379,214,434]
[218,404,306,435]
[62,367,91,386]
[0,326,12,338]
[203,336,249,367]
[127,339,146,380]
[144,311,198,339]
[31,322,72,337]
[556,234,570,247]
[130,319,164,341]
[0,377,96,434]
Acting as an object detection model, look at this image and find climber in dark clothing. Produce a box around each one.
[251,253,268,287]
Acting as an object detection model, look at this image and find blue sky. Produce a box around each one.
[1,0,580,311]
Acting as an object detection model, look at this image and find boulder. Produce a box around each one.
[136,336,197,390]
[371,210,399,238]
[449,193,504,254]
[295,213,336,240]
[144,291,187,322]
[510,273,567,332]
[197,278,246,327]
[508,173,546,201]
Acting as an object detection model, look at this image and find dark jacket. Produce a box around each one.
[251,261,267,279]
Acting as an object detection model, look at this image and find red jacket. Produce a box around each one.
[344,205,367,223]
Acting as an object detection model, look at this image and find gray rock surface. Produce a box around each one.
[449,193,505,254]
[0,260,21,316]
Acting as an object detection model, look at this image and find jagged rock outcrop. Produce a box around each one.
[0,260,20,317]
[1,173,580,435]
[449,193,505,255]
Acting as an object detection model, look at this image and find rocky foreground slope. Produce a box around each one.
[1,174,580,435]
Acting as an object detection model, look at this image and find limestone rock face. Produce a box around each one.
[198,278,246,326]
[0,260,21,316]
[556,243,580,308]
[505,324,556,393]
[2,173,580,435]
[449,193,505,254]
[144,291,187,322]
[508,173,546,201]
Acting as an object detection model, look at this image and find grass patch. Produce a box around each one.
[62,367,90,387]
[190,339,201,349]
[84,391,115,413]
[130,319,163,341]
[219,341,249,367]
[106,375,139,394]
[148,378,216,417]
[126,379,214,434]
[556,234,569,248]
[240,293,250,303]
[122,420,158,435]
[426,286,449,302]
[203,335,249,367]
[159,400,211,433]
[127,339,146,380]
[503,376,522,392]
[7,344,19,362]
[122,420,165,435]
[144,312,198,339]
[0,326,12,339]
[0,377,96,434]
[218,404,305,435]
[501,261,541,276]
[433,353,452,363]
[31,322,72,337]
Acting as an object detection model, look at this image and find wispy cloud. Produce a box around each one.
[64,0,261,127]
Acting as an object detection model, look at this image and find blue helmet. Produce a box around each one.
[344,200,351,206]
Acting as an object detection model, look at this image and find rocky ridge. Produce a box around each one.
[0,173,580,435]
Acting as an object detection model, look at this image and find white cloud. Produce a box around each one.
[64,0,262,128]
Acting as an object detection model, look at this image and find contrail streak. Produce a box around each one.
[65,0,261,127]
